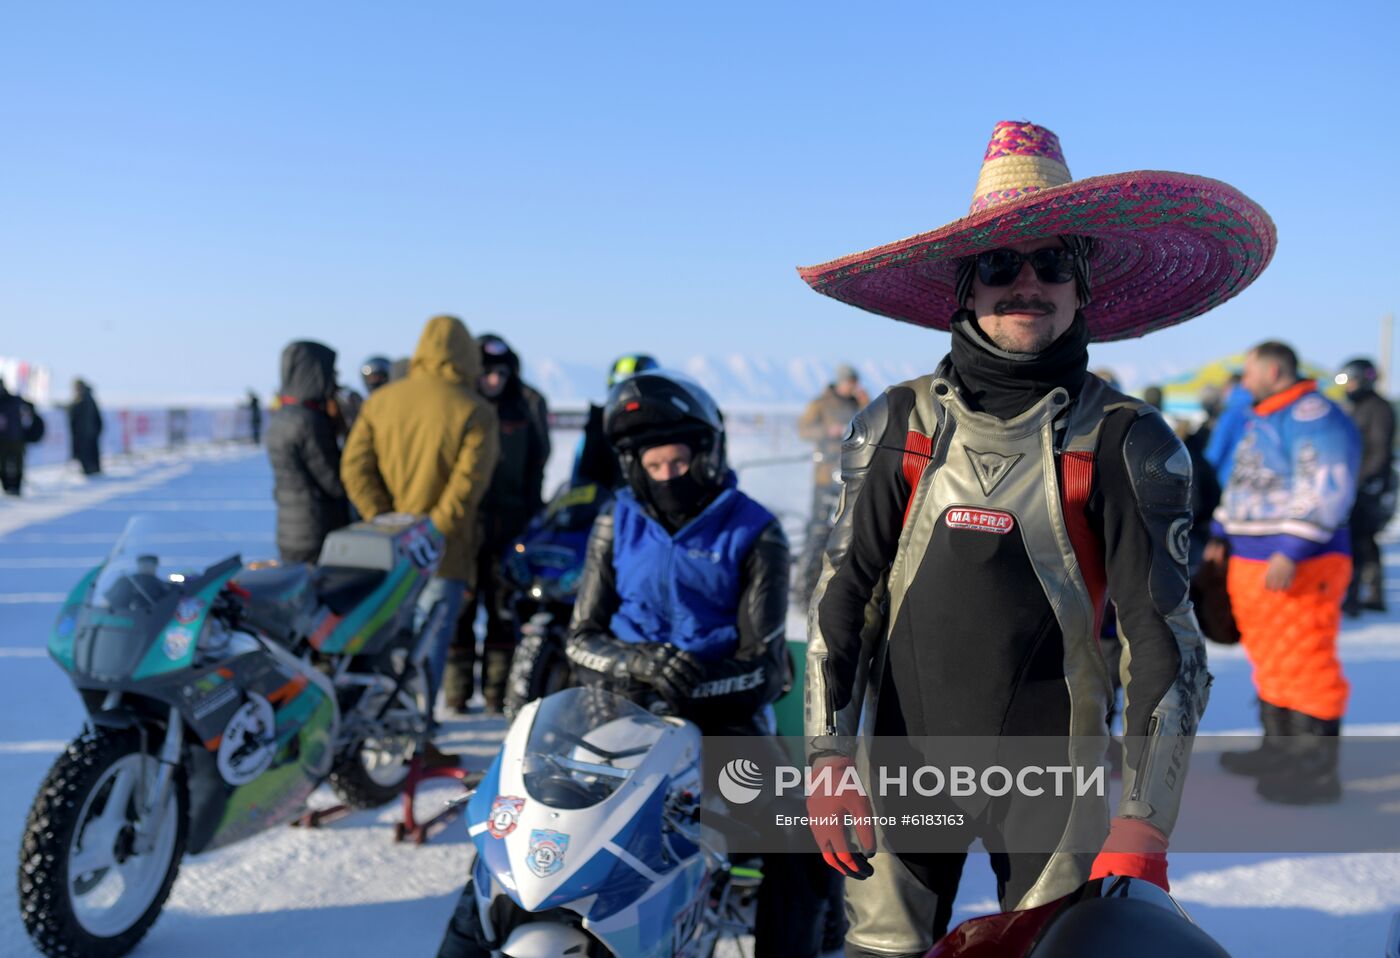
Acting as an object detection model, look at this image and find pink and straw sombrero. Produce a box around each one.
[797,121,1277,342]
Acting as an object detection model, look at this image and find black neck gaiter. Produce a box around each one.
[947,310,1091,420]
[644,472,712,533]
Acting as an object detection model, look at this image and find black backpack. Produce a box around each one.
[21,402,45,444]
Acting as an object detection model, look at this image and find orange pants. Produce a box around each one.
[1226,552,1351,720]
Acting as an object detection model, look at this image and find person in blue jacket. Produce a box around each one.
[569,370,835,957]
[1203,371,1254,487]
[1209,341,1360,804]
[435,369,835,957]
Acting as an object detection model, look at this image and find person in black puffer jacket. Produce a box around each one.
[0,378,44,495]
[267,341,351,564]
[1339,357,1396,615]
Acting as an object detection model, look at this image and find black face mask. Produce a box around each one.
[644,471,709,526]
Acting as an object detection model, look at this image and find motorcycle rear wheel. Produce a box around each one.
[331,654,428,808]
[18,729,187,958]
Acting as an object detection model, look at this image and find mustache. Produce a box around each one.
[994,297,1056,316]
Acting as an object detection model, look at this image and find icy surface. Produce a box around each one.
[2,438,1398,957]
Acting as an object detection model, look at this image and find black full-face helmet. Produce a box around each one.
[1337,357,1378,390]
[603,370,726,492]
[361,355,391,392]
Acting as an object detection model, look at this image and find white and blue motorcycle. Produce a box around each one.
[455,686,758,957]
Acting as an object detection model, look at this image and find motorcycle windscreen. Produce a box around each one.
[73,515,241,680]
[521,687,671,810]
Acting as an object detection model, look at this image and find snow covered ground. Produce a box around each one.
[2,440,1399,957]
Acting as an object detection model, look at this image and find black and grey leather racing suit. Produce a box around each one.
[806,363,1211,955]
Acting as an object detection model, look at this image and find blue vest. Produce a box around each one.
[609,476,775,662]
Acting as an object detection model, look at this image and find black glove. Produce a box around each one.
[626,644,705,707]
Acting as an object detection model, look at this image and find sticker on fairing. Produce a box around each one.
[162,626,195,660]
[175,597,204,624]
[527,828,569,877]
[488,796,525,839]
[217,693,277,785]
[945,507,1015,534]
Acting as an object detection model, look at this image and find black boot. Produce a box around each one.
[1360,563,1387,612]
[1256,712,1342,805]
[1220,701,1291,777]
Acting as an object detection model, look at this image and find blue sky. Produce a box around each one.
[2,1,1396,404]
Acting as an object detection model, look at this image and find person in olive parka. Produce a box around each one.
[266,340,351,564]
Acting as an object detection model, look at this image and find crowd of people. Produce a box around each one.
[262,319,551,768]
[11,116,1394,957]
[0,377,105,494]
[283,122,1391,957]
[795,348,1388,817]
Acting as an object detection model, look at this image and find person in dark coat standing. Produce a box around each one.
[443,333,551,712]
[68,379,103,476]
[266,341,351,564]
[247,389,262,445]
[1339,357,1397,615]
[0,378,44,495]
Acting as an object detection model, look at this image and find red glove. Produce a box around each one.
[1089,817,1170,891]
[806,756,876,879]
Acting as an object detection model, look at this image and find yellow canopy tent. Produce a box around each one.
[1155,353,1346,418]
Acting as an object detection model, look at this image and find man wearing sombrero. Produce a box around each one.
[799,120,1275,954]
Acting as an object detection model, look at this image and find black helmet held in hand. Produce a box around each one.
[603,370,727,489]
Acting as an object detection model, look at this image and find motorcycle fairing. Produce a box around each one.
[470,760,710,958]
[48,565,100,673]
[132,567,238,680]
[229,563,317,645]
[315,564,418,655]
[504,480,612,604]
[468,692,716,958]
[183,641,337,853]
[311,516,440,656]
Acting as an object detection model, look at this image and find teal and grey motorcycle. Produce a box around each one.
[18,513,443,958]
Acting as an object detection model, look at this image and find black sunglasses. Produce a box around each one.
[975,247,1077,287]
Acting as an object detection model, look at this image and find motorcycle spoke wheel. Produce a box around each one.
[19,729,186,958]
[330,656,428,808]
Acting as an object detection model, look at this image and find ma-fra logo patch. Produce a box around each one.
[945,507,1015,535]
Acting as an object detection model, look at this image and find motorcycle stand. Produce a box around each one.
[393,758,483,845]
[291,803,355,829]
[290,763,483,842]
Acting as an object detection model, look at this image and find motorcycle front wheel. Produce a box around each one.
[18,728,187,958]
